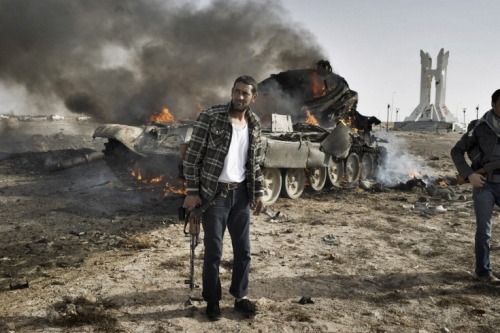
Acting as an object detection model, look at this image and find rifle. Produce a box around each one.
[180,188,228,290]
[457,159,500,185]
[181,206,200,290]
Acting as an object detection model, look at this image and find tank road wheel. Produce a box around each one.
[281,168,306,199]
[325,158,343,186]
[361,153,375,179]
[261,168,282,205]
[345,152,361,183]
[308,167,327,191]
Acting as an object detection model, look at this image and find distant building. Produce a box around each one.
[76,115,91,121]
[32,115,48,121]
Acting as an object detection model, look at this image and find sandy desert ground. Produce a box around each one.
[1,119,499,333]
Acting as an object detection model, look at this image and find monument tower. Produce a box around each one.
[404,48,458,123]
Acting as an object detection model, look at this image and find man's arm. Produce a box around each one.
[183,111,210,196]
[183,111,210,211]
[450,131,476,181]
[252,122,265,215]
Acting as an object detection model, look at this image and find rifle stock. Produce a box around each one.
[483,160,500,173]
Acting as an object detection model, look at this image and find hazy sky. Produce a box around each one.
[0,0,497,126]
[283,0,499,124]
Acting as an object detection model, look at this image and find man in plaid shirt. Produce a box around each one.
[183,76,264,320]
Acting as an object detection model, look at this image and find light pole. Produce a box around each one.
[391,92,396,123]
[476,105,479,119]
[463,108,467,127]
[395,108,399,123]
[386,104,390,132]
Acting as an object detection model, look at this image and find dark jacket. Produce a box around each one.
[451,110,499,179]
[183,102,264,202]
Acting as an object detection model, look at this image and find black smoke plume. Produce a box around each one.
[0,0,325,124]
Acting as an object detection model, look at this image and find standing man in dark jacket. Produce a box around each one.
[182,76,264,320]
[451,89,500,284]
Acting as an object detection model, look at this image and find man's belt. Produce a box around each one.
[487,172,500,183]
[189,181,247,218]
[217,181,246,191]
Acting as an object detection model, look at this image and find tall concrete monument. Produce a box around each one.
[404,48,458,123]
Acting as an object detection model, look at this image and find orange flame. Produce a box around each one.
[131,168,142,180]
[130,167,186,196]
[310,72,326,98]
[149,107,176,123]
[408,172,422,179]
[305,110,319,126]
[150,176,162,184]
[163,181,187,197]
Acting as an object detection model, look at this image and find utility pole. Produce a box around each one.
[391,92,396,123]
[386,104,390,132]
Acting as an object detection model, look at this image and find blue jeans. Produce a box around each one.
[201,185,251,302]
[473,182,500,276]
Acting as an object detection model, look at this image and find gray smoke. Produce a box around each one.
[375,131,435,186]
[0,0,326,124]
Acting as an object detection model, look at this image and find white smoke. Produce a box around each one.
[374,131,435,187]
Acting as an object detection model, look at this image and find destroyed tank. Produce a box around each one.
[93,61,383,204]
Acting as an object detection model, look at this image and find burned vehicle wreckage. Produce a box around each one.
[92,61,384,205]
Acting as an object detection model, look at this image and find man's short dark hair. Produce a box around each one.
[234,76,258,94]
[492,89,500,104]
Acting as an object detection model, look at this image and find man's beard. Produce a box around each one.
[231,100,249,112]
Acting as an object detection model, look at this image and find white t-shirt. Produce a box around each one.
[218,123,249,183]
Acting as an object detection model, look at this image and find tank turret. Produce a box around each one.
[255,60,358,126]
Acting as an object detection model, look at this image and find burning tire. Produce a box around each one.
[308,167,327,191]
[281,168,305,199]
[261,168,282,205]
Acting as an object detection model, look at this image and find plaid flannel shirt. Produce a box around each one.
[183,102,264,202]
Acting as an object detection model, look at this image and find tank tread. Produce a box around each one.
[350,145,380,154]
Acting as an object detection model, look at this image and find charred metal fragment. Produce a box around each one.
[45,151,104,172]
[10,281,29,290]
